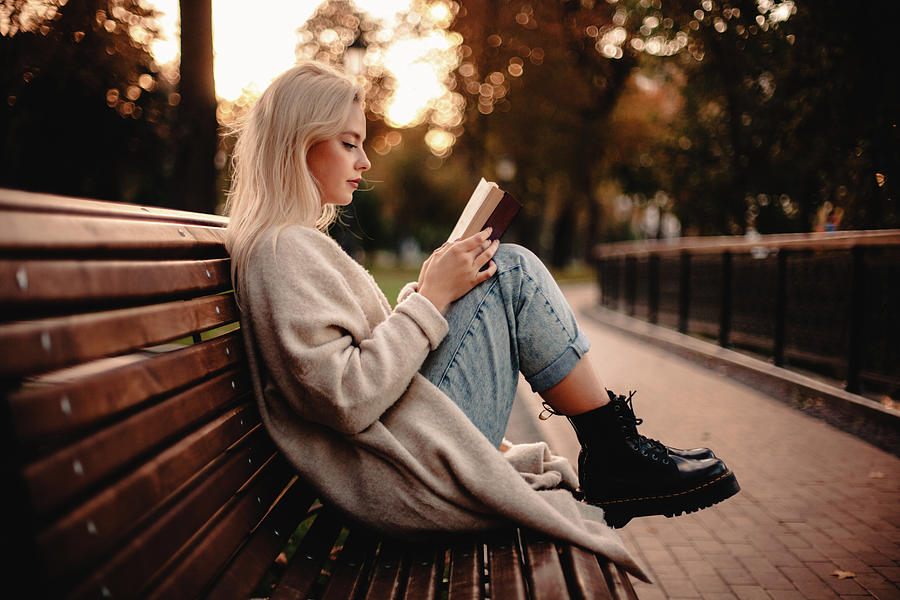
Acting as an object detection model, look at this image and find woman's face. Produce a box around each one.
[307,103,371,207]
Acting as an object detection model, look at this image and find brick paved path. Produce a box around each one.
[507,283,900,599]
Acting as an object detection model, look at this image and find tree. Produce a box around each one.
[448,0,646,264]
[639,0,898,233]
[172,0,218,214]
[0,0,175,205]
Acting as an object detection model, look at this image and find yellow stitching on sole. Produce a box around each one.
[591,470,736,506]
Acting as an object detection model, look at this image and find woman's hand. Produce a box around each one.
[418,229,500,313]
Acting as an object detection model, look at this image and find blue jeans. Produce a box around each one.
[419,244,590,447]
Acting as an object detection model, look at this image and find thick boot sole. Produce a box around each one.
[590,469,741,528]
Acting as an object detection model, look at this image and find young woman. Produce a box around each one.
[225,62,738,578]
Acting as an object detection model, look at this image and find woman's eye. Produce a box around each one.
[343,142,358,150]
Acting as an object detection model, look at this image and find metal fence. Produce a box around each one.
[593,230,900,398]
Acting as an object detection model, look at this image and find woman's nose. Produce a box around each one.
[357,150,371,172]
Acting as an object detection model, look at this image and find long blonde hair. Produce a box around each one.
[224,61,363,302]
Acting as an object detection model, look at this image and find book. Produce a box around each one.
[447,178,522,243]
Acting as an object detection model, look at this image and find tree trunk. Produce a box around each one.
[174,0,218,214]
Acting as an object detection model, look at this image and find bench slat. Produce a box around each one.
[38,404,259,577]
[364,541,406,600]
[0,294,238,378]
[487,532,528,600]
[0,211,226,253]
[10,332,243,442]
[25,368,251,515]
[400,544,444,600]
[448,540,483,599]
[204,477,319,600]
[520,531,570,599]
[598,562,640,600]
[561,545,615,600]
[270,510,346,600]
[322,530,380,600]
[68,439,282,600]
[143,455,296,600]
[0,188,229,227]
[0,258,231,306]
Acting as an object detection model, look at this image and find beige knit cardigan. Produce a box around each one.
[238,225,649,581]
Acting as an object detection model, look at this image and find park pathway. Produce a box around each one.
[506,282,900,600]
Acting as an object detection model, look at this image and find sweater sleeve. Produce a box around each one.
[246,229,449,435]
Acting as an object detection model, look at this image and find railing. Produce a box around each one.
[593,230,900,397]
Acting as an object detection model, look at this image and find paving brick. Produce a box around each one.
[731,585,774,600]
[694,540,730,555]
[690,573,731,594]
[765,551,805,569]
[790,547,831,563]
[779,570,840,599]
[852,550,896,568]
[670,546,705,562]
[657,576,701,598]
[708,555,746,571]
[631,581,669,600]
[831,557,876,574]
[875,565,900,584]
[766,591,806,600]
[718,568,757,586]
[752,570,797,591]
[727,543,760,558]
[701,593,738,600]
[775,534,813,549]
[738,557,780,575]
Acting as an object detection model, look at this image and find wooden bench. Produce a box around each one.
[0,189,639,599]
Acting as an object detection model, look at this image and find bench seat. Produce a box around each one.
[0,189,638,599]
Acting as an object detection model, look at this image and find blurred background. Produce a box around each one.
[1,0,897,268]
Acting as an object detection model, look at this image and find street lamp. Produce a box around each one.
[344,35,367,77]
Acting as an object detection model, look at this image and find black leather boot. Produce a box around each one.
[566,390,740,528]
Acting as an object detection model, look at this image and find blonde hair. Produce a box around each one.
[224,61,363,302]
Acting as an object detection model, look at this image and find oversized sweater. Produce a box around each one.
[239,224,649,581]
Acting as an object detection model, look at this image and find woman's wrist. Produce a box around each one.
[418,285,448,313]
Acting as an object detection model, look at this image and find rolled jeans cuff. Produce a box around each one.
[526,330,591,393]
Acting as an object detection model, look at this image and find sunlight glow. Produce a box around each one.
[382,32,459,127]
[147,0,320,101]
[148,0,459,132]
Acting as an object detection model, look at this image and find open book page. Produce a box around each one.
[447,178,497,242]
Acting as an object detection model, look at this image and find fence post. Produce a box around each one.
[774,249,788,367]
[847,246,865,394]
[626,255,637,316]
[597,258,607,306]
[679,252,691,333]
[719,251,732,348]
[649,254,659,324]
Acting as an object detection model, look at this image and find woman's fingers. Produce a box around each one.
[474,238,500,270]
[476,260,498,284]
[455,228,493,251]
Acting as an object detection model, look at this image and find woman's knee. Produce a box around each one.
[493,243,547,275]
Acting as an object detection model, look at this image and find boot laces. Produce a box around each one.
[617,391,669,460]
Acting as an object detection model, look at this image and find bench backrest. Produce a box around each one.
[1,190,313,598]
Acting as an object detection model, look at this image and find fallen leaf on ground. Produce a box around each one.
[868,471,885,479]
[832,570,856,579]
